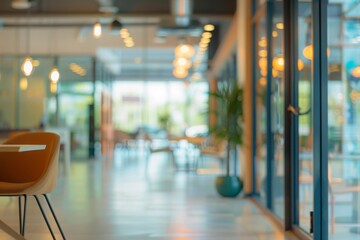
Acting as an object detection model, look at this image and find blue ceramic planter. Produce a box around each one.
[215,175,243,197]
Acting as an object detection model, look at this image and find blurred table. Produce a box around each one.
[0,144,45,152]
[168,136,204,171]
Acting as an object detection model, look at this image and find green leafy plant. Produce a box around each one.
[209,83,244,176]
[158,108,171,132]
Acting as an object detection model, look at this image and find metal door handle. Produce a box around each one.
[287,104,299,116]
[287,104,311,116]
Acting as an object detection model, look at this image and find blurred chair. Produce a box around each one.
[0,132,66,239]
[146,134,176,170]
[196,138,226,172]
[328,154,360,235]
[298,156,350,235]
[114,129,137,153]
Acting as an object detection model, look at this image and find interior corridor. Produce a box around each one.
[0,148,295,240]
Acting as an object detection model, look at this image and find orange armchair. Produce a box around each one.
[0,132,66,239]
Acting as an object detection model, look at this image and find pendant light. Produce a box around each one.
[49,57,60,83]
[203,24,215,32]
[22,15,33,77]
[93,21,102,39]
[175,44,194,58]
[49,66,60,82]
[109,19,123,34]
[351,66,360,78]
[22,57,33,76]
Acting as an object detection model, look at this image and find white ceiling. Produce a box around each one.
[0,15,229,81]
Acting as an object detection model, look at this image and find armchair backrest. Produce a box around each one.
[0,132,60,191]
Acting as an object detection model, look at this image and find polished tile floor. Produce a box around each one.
[0,148,296,239]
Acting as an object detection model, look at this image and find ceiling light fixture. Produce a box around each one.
[351,66,360,78]
[203,24,215,32]
[272,55,305,72]
[202,32,212,39]
[258,37,267,47]
[22,57,33,77]
[199,42,208,48]
[50,69,59,81]
[173,67,188,79]
[303,44,330,60]
[120,28,135,47]
[125,42,135,48]
[303,44,313,60]
[70,63,86,76]
[49,66,60,82]
[175,44,194,58]
[109,19,123,34]
[173,57,192,69]
[124,37,133,44]
[272,56,285,72]
[200,38,210,44]
[298,59,304,71]
[32,59,40,67]
[22,13,33,77]
[120,28,129,38]
[276,22,284,30]
[93,21,102,39]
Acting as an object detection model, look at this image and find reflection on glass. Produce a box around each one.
[272,0,285,219]
[328,0,360,238]
[298,1,314,233]
[255,17,267,204]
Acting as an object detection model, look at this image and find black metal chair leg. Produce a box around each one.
[34,195,56,240]
[43,195,66,240]
[22,195,27,236]
[18,196,22,234]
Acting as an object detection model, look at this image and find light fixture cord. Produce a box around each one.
[26,9,30,56]
[141,21,149,124]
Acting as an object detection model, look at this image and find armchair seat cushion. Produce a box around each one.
[0,181,36,194]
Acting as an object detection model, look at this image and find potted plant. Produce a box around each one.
[209,83,244,197]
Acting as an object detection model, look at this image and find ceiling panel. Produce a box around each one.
[0,0,236,16]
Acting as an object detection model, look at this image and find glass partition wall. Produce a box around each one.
[254,13,268,206]
[253,0,286,219]
[0,55,113,159]
[271,0,285,219]
[327,1,360,238]
[250,0,349,239]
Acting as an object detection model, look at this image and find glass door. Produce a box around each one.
[254,13,268,205]
[297,0,314,233]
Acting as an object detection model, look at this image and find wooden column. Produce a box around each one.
[237,0,253,195]
[208,76,217,129]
